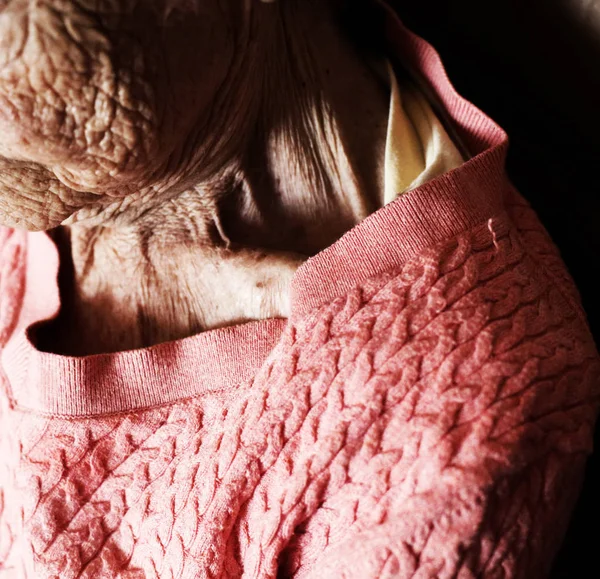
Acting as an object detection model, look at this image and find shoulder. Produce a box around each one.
[273,214,600,577]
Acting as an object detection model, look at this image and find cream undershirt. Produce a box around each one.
[383,62,464,204]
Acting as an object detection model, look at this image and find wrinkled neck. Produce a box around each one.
[45,1,391,354]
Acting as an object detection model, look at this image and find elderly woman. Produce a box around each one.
[0,0,598,577]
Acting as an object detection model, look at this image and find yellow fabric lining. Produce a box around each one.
[383,62,464,205]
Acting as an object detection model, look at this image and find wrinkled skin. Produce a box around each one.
[0,0,244,228]
[0,0,390,354]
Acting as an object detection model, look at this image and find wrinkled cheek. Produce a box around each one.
[0,0,237,207]
[0,78,163,195]
[0,10,166,192]
[0,90,31,161]
[0,5,28,66]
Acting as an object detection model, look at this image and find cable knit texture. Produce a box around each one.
[1,4,599,578]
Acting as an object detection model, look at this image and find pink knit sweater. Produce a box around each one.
[1,5,599,579]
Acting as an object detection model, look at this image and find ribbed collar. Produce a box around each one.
[2,1,508,417]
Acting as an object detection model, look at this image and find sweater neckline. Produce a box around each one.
[2,1,508,417]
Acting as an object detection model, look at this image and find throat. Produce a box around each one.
[40,225,305,355]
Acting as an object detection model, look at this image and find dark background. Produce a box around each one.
[386,0,600,575]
